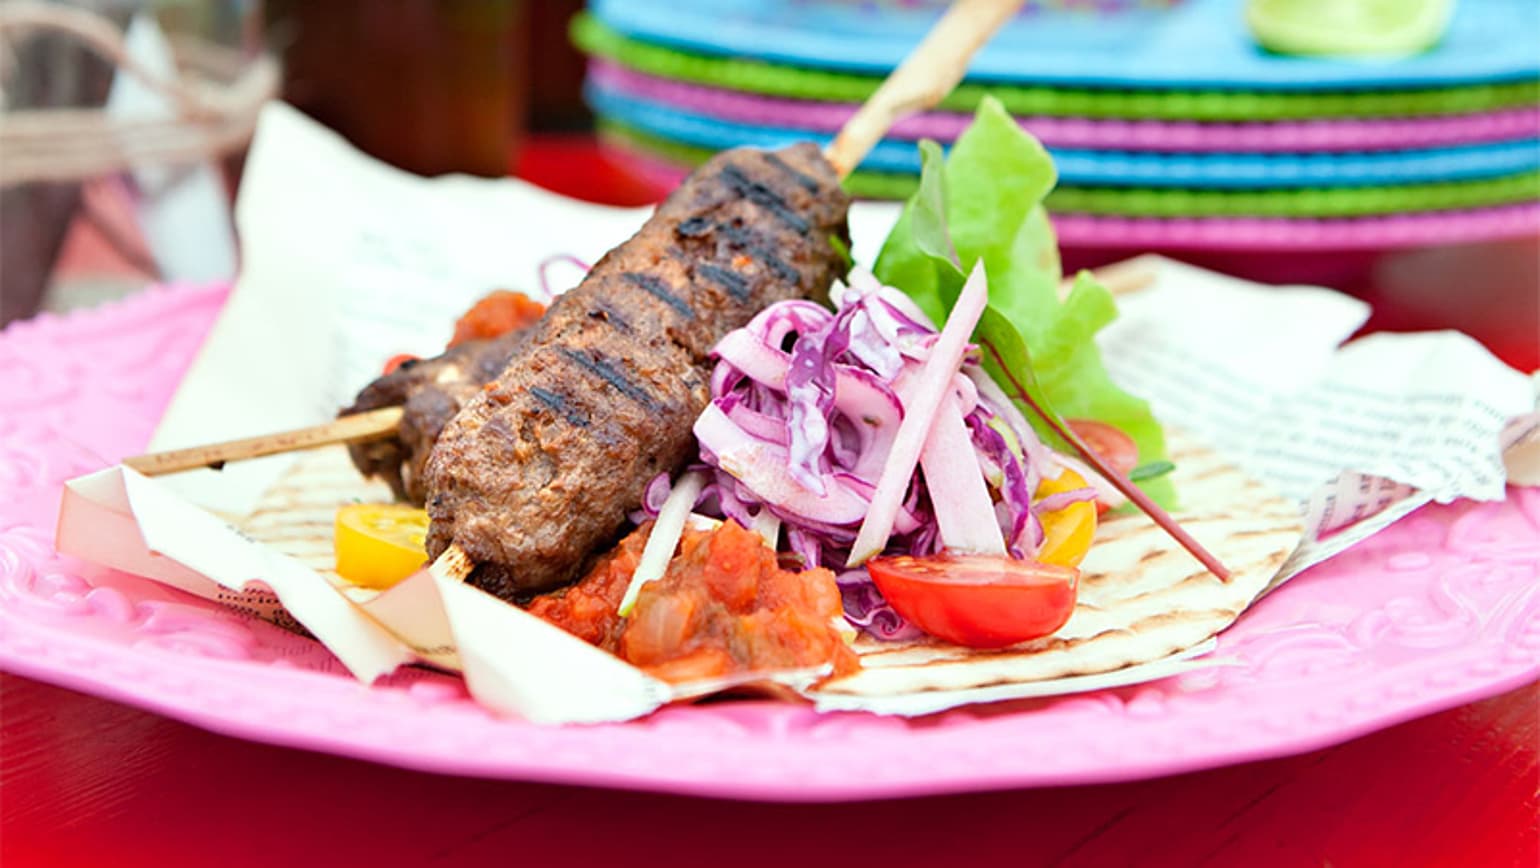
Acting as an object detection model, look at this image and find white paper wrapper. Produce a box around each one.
[56,104,1540,724]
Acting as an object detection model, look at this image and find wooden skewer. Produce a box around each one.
[123,406,403,477]
[823,0,1025,179]
[1057,254,1162,301]
[429,542,476,583]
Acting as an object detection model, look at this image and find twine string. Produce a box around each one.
[0,1,278,187]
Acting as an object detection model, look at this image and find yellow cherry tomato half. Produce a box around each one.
[334,503,430,589]
[1034,468,1098,568]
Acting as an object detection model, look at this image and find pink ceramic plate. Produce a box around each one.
[1048,204,1540,250]
[2,286,1537,801]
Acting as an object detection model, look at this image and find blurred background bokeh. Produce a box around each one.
[1,0,1535,367]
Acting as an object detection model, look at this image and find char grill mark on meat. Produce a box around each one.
[718,164,810,233]
[424,143,851,600]
[529,387,589,428]
[694,262,750,301]
[621,273,694,319]
[558,347,661,410]
[714,222,800,282]
[343,331,524,504]
[587,298,633,333]
[761,151,822,194]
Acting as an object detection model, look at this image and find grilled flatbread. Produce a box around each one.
[240,433,1303,712]
[816,432,1302,701]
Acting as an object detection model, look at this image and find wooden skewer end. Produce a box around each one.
[429,543,476,584]
[122,406,405,478]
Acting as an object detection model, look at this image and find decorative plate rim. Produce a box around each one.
[4,281,1537,803]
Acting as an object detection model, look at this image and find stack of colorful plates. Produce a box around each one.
[574,0,1540,251]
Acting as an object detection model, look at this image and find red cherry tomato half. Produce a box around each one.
[867,553,1079,649]
[1066,419,1138,514]
[382,353,419,376]
[1066,419,1138,475]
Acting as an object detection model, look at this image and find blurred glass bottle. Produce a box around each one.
[265,0,527,178]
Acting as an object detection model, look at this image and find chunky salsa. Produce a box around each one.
[528,519,859,683]
[448,290,546,347]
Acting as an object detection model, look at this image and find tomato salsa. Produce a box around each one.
[449,290,546,347]
[528,519,859,683]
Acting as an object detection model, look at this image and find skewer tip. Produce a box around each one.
[429,543,476,584]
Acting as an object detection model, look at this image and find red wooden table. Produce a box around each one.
[2,138,1536,868]
[1,673,1533,868]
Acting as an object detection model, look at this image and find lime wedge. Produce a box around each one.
[1246,0,1456,58]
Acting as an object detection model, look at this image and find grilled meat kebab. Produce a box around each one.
[424,143,851,601]
[343,331,524,504]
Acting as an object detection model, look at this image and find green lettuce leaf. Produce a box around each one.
[873,96,1176,507]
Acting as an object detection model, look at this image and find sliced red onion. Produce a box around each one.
[831,366,902,482]
[695,404,870,526]
[843,267,937,330]
[714,329,792,389]
[965,410,1035,559]
[744,298,832,337]
[1051,453,1128,509]
[723,398,790,446]
[712,479,759,531]
[1022,508,1046,554]
[787,527,823,569]
[640,472,673,516]
[535,253,591,301]
[1034,487,1099,514]
[832,473,922,535]
[757,503,861,541]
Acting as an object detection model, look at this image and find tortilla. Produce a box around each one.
[816,432,1303,700]
[238,432,1303,712]
[239,448,396,596]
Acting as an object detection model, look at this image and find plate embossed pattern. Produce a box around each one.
[1,286,1536,801]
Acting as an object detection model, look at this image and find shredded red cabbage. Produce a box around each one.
[836,570,924,641]
[636,269,1086,640]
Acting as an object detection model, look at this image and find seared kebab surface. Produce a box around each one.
[343,331,524,504]
[424,143,851,600]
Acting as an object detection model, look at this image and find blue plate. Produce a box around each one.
[591,0,1540,91]
[587,84,1540,188]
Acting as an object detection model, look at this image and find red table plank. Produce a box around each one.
[1,673,1534,867]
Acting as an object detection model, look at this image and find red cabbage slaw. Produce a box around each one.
[643,268,1097,640]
